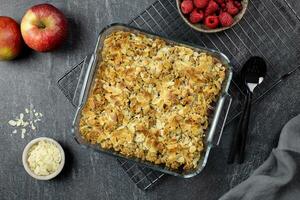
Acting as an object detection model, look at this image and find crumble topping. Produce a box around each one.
[79,31,225,170]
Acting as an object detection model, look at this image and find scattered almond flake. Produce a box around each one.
[31,124,36,131]
[16,120,22,127]
[8,120,17,126]
[7,106,43,139]
[20,120,25,126]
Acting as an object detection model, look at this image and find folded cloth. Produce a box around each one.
[220,114,300,200]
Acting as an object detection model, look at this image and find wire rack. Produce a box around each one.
[57,59,85,107]
[117,158,164,190]
[58,0,300,190]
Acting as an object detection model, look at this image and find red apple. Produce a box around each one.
[21,4,68,52]
[0,16,23,60]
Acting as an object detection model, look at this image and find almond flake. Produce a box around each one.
[16,120,22,127]
[31,124,36,131]
[8,120,17,126]
[7,106,43,139]
[20,120,25,126]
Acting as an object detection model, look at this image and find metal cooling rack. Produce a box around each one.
[117,159,164,190]
[57,59,85,107]
[58,0,300,190]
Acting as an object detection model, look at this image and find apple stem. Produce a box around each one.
[37,22,46,29]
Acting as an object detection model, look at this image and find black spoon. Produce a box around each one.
[228,57,267,164]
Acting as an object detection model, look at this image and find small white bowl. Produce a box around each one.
[22,137,65,180]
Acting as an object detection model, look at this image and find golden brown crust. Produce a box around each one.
[79,31,225,170]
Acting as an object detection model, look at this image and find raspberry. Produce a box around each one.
[219,12,234,27]
[181,0,194,14]
[189,9,204,24]
[234,1,243,10]
[238,4,243,10]
[226,1,239,16]
[205,0,219,16]
[215,0,224,5]
[193,0,209,9]
[234,1,241,6]
[204,15,219,29]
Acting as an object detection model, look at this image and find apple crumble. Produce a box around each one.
[79,31,226,170]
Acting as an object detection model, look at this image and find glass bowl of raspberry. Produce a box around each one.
[176,0,248,33]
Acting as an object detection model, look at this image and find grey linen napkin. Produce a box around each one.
[220,114,300,200]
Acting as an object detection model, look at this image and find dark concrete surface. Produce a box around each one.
[0,0,299,200]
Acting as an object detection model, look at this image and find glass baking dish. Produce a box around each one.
[72,23,233,178]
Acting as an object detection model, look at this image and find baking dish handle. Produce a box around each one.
[207,93,232,146]
[72,54,96,107]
